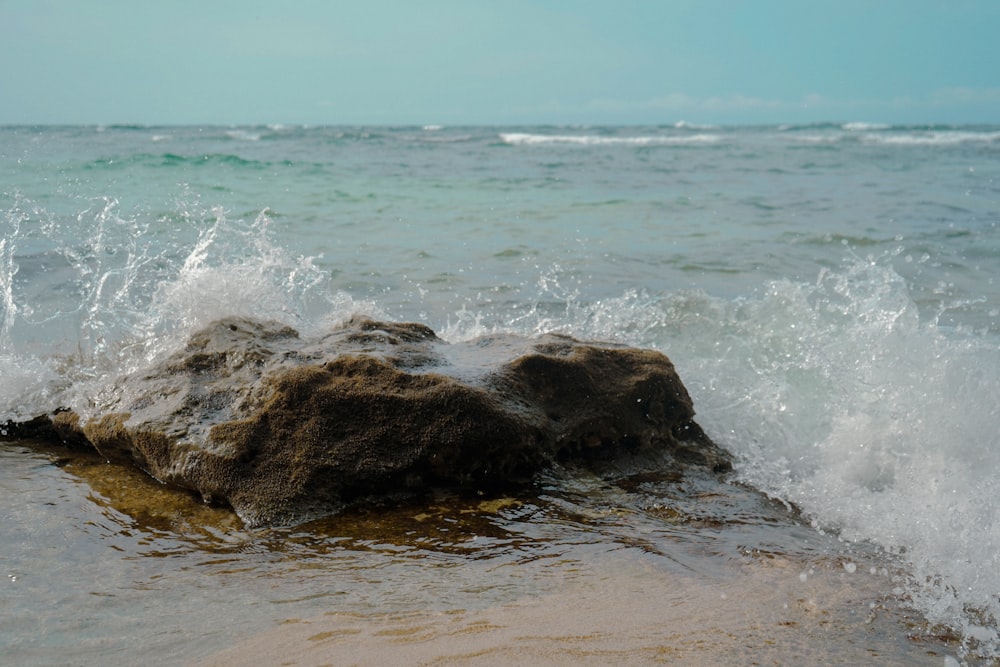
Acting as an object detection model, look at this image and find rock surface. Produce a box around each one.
[5,317,730,526]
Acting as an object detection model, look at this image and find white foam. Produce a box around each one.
[786,134,841,144]
[674,120,718,130]
[842,122,891,131]
[861,131,1000,146]
[499,132,720,146]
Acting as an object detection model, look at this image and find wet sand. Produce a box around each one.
[196,548,956,666]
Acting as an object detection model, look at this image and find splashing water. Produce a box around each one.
[579,257,1000,656]
[439,251,1000,655]
[0,192,379,421]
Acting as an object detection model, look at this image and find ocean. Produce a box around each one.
[2,123,999,664]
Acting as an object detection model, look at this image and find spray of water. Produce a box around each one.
[480,255,1000,656]
[0,192,377,420]
[440,252,1000,656]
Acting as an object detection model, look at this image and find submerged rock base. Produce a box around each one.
[4,317,730,526]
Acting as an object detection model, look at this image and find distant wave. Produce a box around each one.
[414,134,475,144]
[860,130,1000,146]
[777,122,844,132]
[223,129,262,142]
[83,152,280,170]
[841,122,892,131]
[499,133,720,146]
[673,120,718,130]
[785,134,841,144]
[782,126,1000,147]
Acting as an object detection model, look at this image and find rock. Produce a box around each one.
[11,316,731,526]
[1,408,87,445]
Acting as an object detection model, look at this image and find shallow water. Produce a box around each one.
[3,123,1000,661]
[1,441,960,666]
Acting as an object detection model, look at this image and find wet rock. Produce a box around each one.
[11,317,731,526]
[1,409,86,445]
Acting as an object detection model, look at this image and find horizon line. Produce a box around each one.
[2,120,998,129]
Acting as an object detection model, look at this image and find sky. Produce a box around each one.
[1,0,998,126]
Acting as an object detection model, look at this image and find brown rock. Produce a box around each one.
[12,316,731,526]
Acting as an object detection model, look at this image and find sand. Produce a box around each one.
[195,553,957,667]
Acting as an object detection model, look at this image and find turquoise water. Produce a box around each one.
[2,123,1000,661]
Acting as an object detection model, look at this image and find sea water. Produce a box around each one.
[2,123,999,662]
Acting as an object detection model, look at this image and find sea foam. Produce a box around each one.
[499,132,720,146]
[860,130,1000,146]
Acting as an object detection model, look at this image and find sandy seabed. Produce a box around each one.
[196,553,957,667]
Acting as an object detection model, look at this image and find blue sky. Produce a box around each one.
[2,0,998,125]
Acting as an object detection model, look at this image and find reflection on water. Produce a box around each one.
[1,442,961,666]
